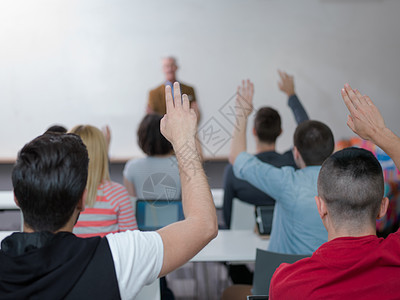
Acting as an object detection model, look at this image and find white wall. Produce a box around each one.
[0,0,399,160]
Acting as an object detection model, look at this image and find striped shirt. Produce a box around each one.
[74,181,138,238]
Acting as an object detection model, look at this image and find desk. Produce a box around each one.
[189,230,268,299]
[192,230,269,263]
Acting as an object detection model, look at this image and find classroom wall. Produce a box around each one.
[1,0,399,160]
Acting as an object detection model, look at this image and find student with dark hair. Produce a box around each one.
[45,124,68,134]
[13,133,88,233]
[223,71,309,229]
[229,80,334,255]
[123,113,181,199]
[269,84,400,299]
[0,83,217,299]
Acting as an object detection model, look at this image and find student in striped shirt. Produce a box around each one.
[71,125,138,237]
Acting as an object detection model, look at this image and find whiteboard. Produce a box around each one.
[1,0,399,160]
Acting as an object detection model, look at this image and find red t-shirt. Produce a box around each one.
[270,229,400,299]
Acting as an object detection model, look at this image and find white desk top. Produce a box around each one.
[191,229,269,263]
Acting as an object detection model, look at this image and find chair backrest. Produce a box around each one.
[255,205,274,235]
[252,248,310,296]
[231,198,255,230]
[0,191,17,209]
[135,199,184,231]
[0,191,22,231]
[136,278,160,300]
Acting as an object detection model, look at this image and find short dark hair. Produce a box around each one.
[12,133,89,232]
[137,114,173,156]
[254,107,281,143]
[318,147,384,226]
[293,120,334,166]
[45,125,68,134]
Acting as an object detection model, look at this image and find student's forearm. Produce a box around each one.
[370,128,400,170]
[157,138,217,277]
[174,138,216,228]
[229,115,248,164]
[288,94,309,124]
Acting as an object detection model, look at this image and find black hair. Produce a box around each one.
[12,133,89,232]
[254,107,281,143]
[318,147,384,226]
[45,125,68,134]
[137,114,173,156]
[293,120,334,166]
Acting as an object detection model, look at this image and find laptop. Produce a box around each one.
[135,199,184,231]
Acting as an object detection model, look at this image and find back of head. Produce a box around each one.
[293,120,334,166]
[69,125,110,207]
[138,114,173,156]
[254,107,281,144]
[318,147,384,228]
[45,124,68,134]
[12,133,88,232]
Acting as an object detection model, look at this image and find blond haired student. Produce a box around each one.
[70,125,137,237]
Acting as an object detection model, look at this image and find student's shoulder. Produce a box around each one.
[102,181,130,197]
[125,157,149,169]
[256,151,295,167]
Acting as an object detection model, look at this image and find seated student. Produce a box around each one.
[0,83,218,299]
[70,125,138,237]
[269,84,400,299]
[123,113,181,200]
[229,80,334,255]
[223,70,309,228]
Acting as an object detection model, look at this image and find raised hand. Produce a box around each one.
[278,70,295,97]
[341,83,386,141]
[228,79,254,165]
[160,82,198,149]
[341,83,400,170]
[102,125,111,152]
[236,79,254,118]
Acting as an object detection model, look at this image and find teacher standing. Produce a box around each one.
[147,57,200,119]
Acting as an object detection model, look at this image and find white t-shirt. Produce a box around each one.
[106,230,164,300]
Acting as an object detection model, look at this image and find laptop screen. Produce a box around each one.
[136,200,184,231]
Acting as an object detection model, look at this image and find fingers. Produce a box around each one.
[247,79,254,97]
[182,94,190,111]
[341,85,358,116]
[165,85,174,113]
[173,82,182,108]
[160,115,166,135]
[347,115,356,132]
[344,83,362,107]
[364,95,374,106]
